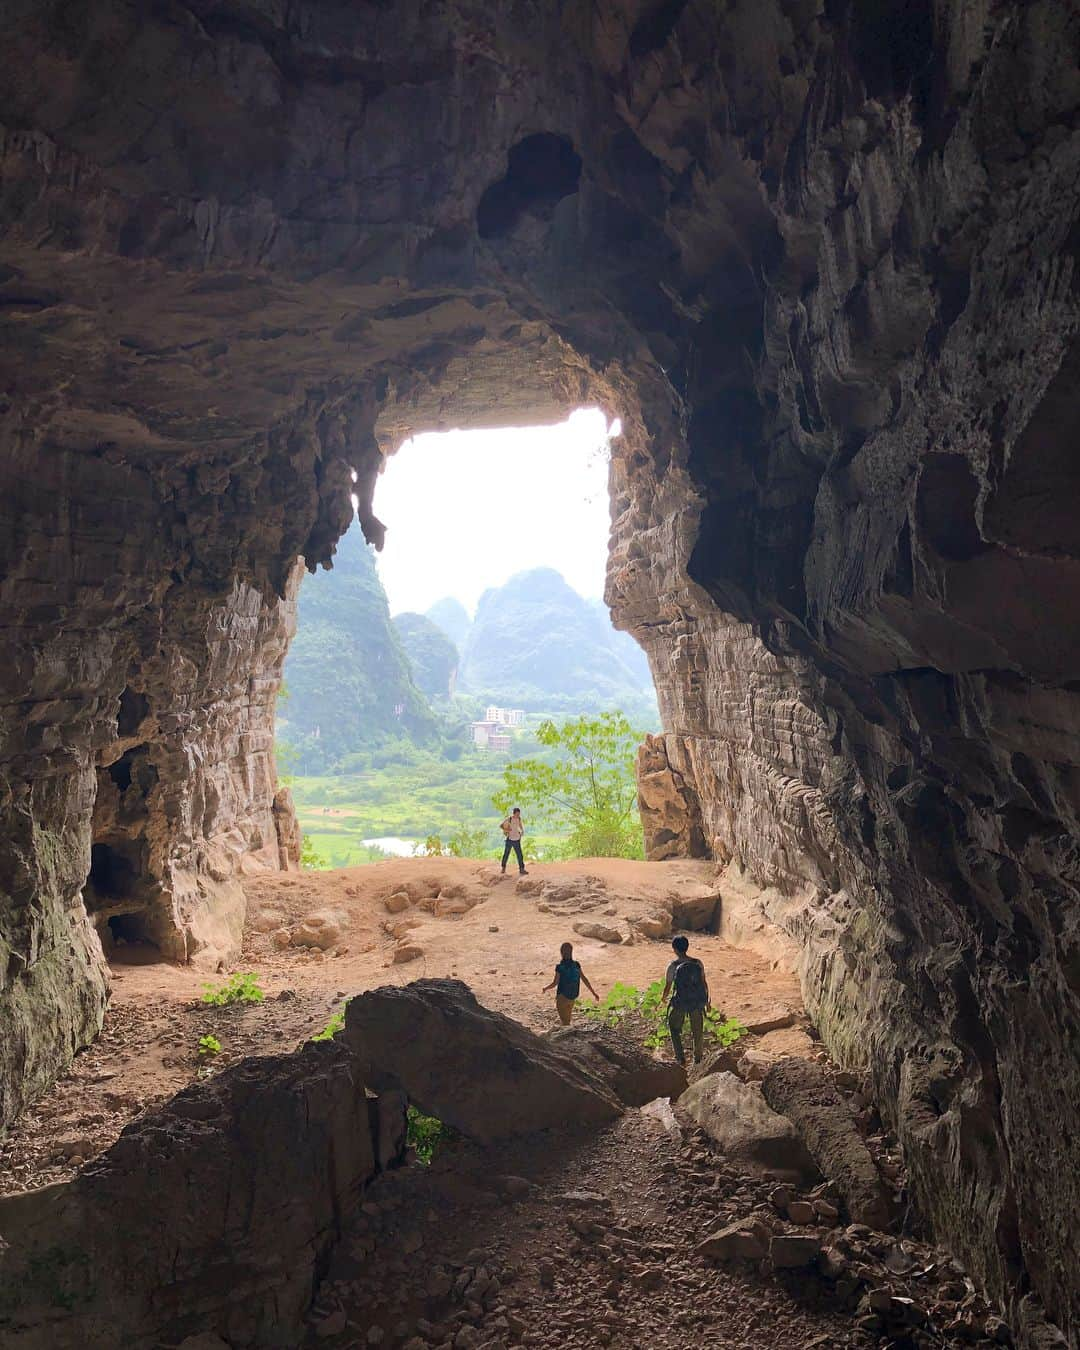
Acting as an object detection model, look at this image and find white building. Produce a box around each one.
[484,705,525,727]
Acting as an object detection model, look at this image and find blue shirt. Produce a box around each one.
[554,959,582,1000]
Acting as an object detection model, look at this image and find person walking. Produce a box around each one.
[499,807,528,875]
[542,941,599,1024]
[662,935,710,1065]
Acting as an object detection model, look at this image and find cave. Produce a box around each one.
[1,2,1079,1348]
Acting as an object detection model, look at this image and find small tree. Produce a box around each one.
[495,712,645,859]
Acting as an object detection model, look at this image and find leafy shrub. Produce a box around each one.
[581,980,747,1052]
[446,823,488,858]
[300,834,329,870]
[201,972,265,1006]
[197,1034,222,1058]
[407,1106,448,1165]
[310,1007,346,1042]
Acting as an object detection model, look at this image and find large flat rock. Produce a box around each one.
[344,979,623,1142]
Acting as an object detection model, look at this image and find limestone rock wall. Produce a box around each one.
[1,1,1079,1343]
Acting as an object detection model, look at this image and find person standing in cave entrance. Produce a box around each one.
[662,934,711,1065]
[543,941,600,1024]
[499,806,528,875]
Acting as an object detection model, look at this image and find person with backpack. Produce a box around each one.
[542,941,600,1024]
[662,934,710,1065]
[499,807,528,875]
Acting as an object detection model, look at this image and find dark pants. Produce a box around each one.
[501,838,525,871]
[668,1006,705,1064]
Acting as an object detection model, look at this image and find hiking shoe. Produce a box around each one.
[519,869,529,875]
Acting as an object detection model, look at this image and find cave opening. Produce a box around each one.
[276,407,660,868]
[88,841,138,902]
[477,133,583,239]
[106,912,155,948]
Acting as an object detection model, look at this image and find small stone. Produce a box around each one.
[813,1197,839,1222]
[769,1184,795,1212]
[538,1260,556,1289]
[697,1220,768,1262]
[392,943,424,964]
[489,925,499,932]
[385,891,411,913]
[862,1287,893,1314]
[786,1199,816,1224]
[272,928,292,948]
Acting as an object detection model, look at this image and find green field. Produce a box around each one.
[287,742,560,867]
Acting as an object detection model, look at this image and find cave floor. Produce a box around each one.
[1,857,808,1195]
[305,1110,880,1350]
[1,858,991,1347]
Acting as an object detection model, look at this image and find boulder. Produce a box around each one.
[675,1072,820,1184]
[392,943,424,964]
[250,908,286,934]
[548,1026,687,1106]
[384,891,412,914]
[738,1047,779,1081]
[640,1097,683,1140]
[344,980,623,1143]
[632,911,673,940]
[770,1234,823,1269]
[571,921,622,944]
[761,1057,895,1229]
[0,1042,382,1348]
[669,890,720,932]
[291,910,345,950]
[689,1045,744,1082]
[434,893,477,917]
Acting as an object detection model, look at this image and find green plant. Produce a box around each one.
[197,1034,222,1058]
[311,1007,346,1042]
[300,834,329,870]
[581,980,747,1053]
[446,823,487,858]
[200,972,265,1006]
[495,712,646,859]
[417,834,445,857]
[406,1105,448,1165]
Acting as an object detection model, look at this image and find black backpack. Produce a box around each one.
[671,956,707,1010]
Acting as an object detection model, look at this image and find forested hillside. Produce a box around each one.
[280,526,436,771]
[393,612,459,700]
[425,596,471,650]
[458,568,656,718]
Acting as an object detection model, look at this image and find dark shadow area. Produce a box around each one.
[477,133,582,239]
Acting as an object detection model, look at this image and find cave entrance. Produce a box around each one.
[276,407,661,867]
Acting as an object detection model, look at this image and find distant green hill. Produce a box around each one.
[425,596,472,650]
[458,567,657,719]
[280,525,437,771]
[393,612,459,700]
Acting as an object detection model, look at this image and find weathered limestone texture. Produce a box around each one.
[345,979,624,1140]
[1,2,1079,1343]
[0,1040,393,1349]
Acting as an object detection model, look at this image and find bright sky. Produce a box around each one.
[371,407,619,616]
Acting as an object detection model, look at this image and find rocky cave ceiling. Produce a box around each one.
[1,1,1079,1345]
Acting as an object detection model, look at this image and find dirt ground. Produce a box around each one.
[0,857,808,1195]
[1,857,1004,1348]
